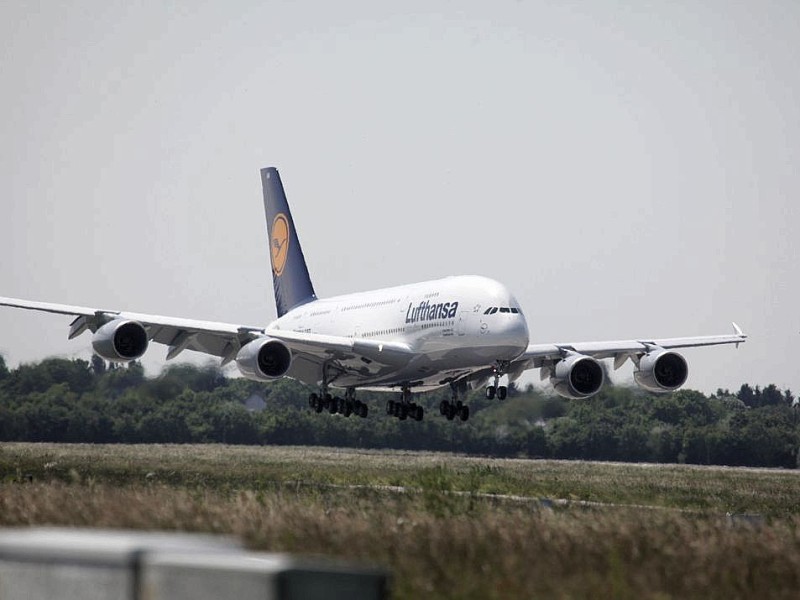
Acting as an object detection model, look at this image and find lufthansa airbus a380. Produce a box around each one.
[0,167,747,423]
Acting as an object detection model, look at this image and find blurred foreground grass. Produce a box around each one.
[1,443,800,599]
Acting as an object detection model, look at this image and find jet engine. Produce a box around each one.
[549,353,605,399]
[633,350,688,393]
[236,337,292,381]
[92,319,149,362]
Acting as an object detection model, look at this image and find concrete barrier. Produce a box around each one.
[0,528,241,600]
[142,552,389,600]
[0,528,388,600]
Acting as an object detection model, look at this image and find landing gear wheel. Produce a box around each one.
[309,395,321,413]
[497,386,507,400]
[386,400,394,415]
[329,397,339,415]
[359,402,368,418]
[414,405,424,422]
[439,399,469,423]
[486,386,496,400]
[344,400,353,417]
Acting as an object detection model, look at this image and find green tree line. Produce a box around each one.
[0,354,797,468]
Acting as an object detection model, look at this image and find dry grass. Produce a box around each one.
[2,443,800,599]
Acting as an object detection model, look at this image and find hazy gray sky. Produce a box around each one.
[1,1,797,395]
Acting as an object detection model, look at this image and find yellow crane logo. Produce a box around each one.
[271,213,290,276]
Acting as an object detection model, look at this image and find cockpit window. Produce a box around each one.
[485,306,520,315]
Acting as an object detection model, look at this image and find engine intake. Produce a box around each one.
[550,353,605,399]
[92,319,149,362]
[634,350,688,392]
[236,337,292,381]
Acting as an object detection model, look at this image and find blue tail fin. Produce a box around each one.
[260,167,317,317]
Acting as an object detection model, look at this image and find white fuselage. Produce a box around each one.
[266,275,530,392]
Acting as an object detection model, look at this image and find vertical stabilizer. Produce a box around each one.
[261,167,317,317]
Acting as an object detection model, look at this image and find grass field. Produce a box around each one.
[1,443,800,599]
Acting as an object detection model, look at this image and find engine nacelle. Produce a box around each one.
[92,319,149,362]
[236,337,292,381]
[549,353,605,399]
[634,350,688,393]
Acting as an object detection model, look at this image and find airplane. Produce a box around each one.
[0,167,747,423]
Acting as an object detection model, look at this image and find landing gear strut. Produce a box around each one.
[387,386,424,422]
[440,381,470,422]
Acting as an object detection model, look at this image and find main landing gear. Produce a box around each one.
[387,387,424,422]
[308,388,368,419]
[440,381,470,422]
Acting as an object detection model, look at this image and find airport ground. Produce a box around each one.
[1,443,799,599]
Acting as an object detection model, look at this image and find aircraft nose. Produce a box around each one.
[508,316,530,349]
[495,313,529,354]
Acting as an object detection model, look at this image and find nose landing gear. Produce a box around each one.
[486,361,510,400]
[485,384,507,400]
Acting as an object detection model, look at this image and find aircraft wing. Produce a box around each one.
[0,296,264,362]
[0,297,414,370]
[514,323,746,370]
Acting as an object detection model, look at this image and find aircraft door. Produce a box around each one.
[457,304,482,337]
[457,309,470,336]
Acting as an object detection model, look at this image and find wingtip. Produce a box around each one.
[732,322,746,337]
